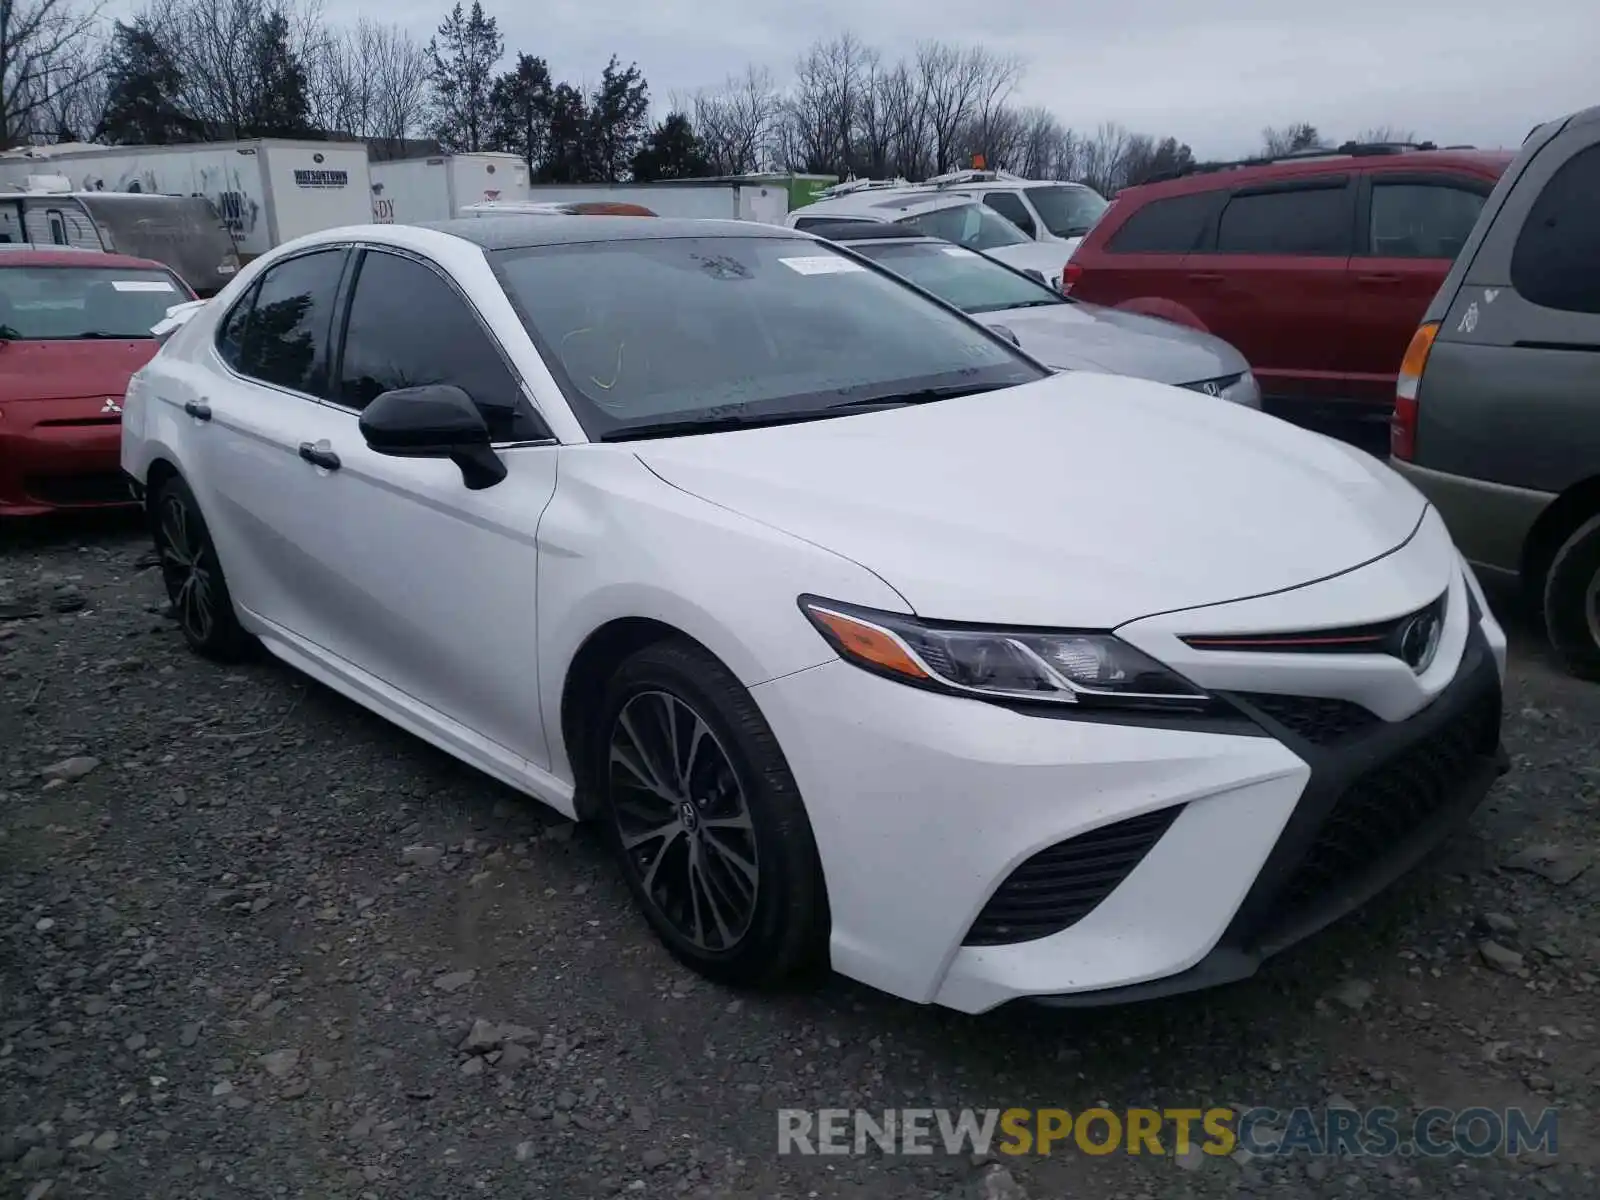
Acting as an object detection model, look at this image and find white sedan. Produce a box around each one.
[122,217,1510,1013]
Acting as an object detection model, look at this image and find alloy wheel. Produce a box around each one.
[608,690,760,952]
[156,492,215,643]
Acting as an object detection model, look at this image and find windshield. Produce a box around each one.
[850,242,1066,314]
[490,236,1044,438]
[0,266,190,340]
[896,203,1031,251]
[1024,186,1109,238]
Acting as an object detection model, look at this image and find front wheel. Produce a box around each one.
[1543,513,1600,682]
[596,638,829,988]
[151,475,254,661]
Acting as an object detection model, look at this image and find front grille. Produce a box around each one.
[1234,692,1380,746]
[1182,591,1448,666]
[25,472,136,507]
[964,806,1182,946]
[1277,690,1500,917]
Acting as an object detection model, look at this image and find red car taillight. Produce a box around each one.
[1391,322,1438,461]
[1061,262,1083,294]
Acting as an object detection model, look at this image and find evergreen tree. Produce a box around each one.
[631,113,711,181]
[98,19,199,145]
[426,0,503,152]
[244,10,312,137]
[539,82,590,182]
[586,56,649,182]
[488,53,552,171]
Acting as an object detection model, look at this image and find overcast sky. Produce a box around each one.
[310,0,1595,158]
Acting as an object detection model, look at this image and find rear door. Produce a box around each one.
[1343,167,1494,404]
[1189,176,1355,405]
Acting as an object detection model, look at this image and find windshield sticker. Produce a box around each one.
[779,256,865,275]
[939,246,978,257]
[112,280,176,293]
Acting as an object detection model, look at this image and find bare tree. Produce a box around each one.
[1079,121,1130,194]
[1014,106,1078,179]
[310,18,427,146]
[782,33,870,176]
[915,41,1011,174]
[1,0,106,148]
[692,65,780,174]
[1354,125,1418,145]
[1260,122,1325,157]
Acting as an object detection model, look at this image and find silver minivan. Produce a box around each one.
[1390,105,1600,678]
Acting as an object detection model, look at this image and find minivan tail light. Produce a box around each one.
[1061,262,1083,294]
[1391,321,1438,461]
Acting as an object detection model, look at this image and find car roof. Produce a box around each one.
[419,215,801,250]
[796,219,938,243]
[793,191,975,220]
[1120,146,1517,202]
[0,247,174,271]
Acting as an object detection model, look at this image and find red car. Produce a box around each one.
[1062,143,1513,416]
[0,249,195,516]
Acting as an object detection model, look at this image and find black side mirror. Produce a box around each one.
[359,384,507,491]
[989,324,1021,347]
[1022,269,1046,284]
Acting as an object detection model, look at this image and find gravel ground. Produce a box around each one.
[2,513,1597,1200]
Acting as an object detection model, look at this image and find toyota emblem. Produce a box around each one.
[1397,611,1442,673]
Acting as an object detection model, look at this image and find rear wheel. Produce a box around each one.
[151,475,253,661]
[595,638,828,988]
[1543,513,1600,682]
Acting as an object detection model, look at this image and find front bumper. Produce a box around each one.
[0,397,134,516]
[753,519,1506,1013]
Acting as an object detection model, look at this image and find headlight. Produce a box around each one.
[798,596,1211,711]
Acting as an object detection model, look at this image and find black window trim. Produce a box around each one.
[1353,171,1495,259]
[331,243,557,448]
[1105,188,1226,255]
[1210,176,1356,257]
[981,191,1037,237]
[209,243,353,405]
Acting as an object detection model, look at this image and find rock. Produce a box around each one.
[180,1023,202,1047]
[1174,1144,1206,1171]
[212,1081,234,1096]
[642,1147,669,1170]
[34,918,55,933]
[1504,845,1590,886]
[82,996,109,1016]
[496,1042,532,1071]
[400,845,444,869]
[25,1181,53,1200]
[433,970,476,993]
[555,1090,577,1111]
[19,1145,64,1173]
[544,822,576,843]
[1330,978,1374,1011]
[91,1130,119,1152]
[41,756,100,782]
[497,1024,537,1043]
[1478,912,1519,936]
[459,1018,500,1053]
[973,1166,1029,1200]
[1480,941,1525,973]
[124,1033,147,1052]
[281,1079,311,1099]
[347,1115,376,1142]
[259,1048,301,1078]
[515,1140,537,1162]
[460,1056,484,1077]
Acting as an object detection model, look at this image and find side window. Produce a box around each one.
[1105,192,1219,254]
[336,250,535,441]
[1216,185,1352,256]
[792,217,837,232]
[1368,182,1485,259]
[982,192,1036,238]
[215,281,258,370]
[47,210,68,246]
[234,248,346,396]
[1510,142,1600,315]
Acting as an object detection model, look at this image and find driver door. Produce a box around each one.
[305,246,559,768]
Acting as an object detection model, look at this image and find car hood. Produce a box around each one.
[0,340,159,402]
[634,373,1428,628]
[979,302,1245,386]
[982,242,1072,281]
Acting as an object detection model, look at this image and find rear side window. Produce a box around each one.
[982,192,1037,238]
[335,250,536,441]
[1510,143,1600,314]
[1105,192,1218,253]
[232,248,346,396]
[792,217,840,232]
[1368,183,1485,259]
[1216,186,1352,256]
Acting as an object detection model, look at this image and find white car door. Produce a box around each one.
[196,245,358,641]
[296,245,558,768]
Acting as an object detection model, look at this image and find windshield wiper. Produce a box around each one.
[825,382,1002,412]
[599,410,829,442]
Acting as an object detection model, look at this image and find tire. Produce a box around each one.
[150,474,254,661]
[1542,512,1600,682]
[595,638,829,988]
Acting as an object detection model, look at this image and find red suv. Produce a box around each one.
[1062,143,1513,415]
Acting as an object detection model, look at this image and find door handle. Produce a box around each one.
[1188,272,1224,283]
[298,442,341,471]
[1356,273,1401,285]
[183,401,212,421]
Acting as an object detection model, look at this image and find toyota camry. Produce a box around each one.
[121,217,1509,1012]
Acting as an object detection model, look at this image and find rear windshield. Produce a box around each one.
[849,242,1067,314]
[491,236,1044,437]
[896,203,1031,251]
[0,266,189,340]
[1025,186,1109,238]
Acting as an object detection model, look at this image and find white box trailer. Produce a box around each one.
[369,153,531,224]
[465,179,790,224]
[0,139,372,260]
